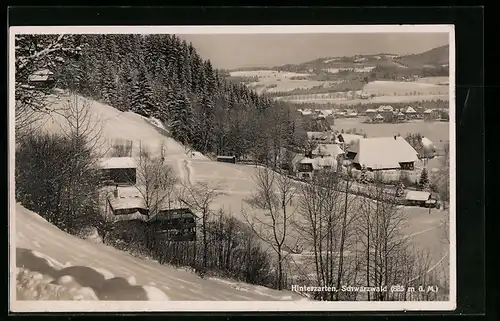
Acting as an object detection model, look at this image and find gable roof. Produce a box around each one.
[347,136,419,169]
[405,106,417,113]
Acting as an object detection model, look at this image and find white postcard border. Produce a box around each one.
[9,24,456,312]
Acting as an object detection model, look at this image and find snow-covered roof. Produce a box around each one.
[366,109,377,113]
[374,114,384,119]
[299,157,314,164]
[100,157,137,169]
[424,109,434,114]
[312,144,344,158]
[405,106,417,113]
[347,136,419,170]
[378,105,393,112]
[397,112,405,116]
[405,190,431,201]
[336,133,363,145]
[28,69,54,82]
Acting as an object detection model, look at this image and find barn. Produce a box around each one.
[99,157,137,185]
[346,136,419,171]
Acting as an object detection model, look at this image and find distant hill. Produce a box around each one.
[394,45,449,68]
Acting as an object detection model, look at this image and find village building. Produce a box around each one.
[28,69,55,89]
[365,108,377,119]
[346,136,419,171]
[423,108,439,121]
[292,155,338,179]
[405,106,417,119]
[373,113,384,123]
[404,190,438,208]
[396,111,406,122]
[99,157,137,185]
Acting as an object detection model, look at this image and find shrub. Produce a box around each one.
[15,131,103,234]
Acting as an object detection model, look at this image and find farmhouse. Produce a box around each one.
[404,190,438,208]
[396,111,406,121]
[293,155,338,179]
[99,157,137,185]
[346,136,419,171]
[28,69,55,88]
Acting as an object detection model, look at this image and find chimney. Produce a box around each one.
[113,185,119,198]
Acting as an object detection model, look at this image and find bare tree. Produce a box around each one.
[355,179,409,301]
[178,181,225,271]
[242,167,296,290]
[133,142,178,218]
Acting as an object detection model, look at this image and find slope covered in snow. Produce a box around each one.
[13,203,305,302]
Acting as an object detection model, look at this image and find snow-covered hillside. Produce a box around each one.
[13,203,305,302]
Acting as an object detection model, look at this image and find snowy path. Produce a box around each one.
[14,203,304,301]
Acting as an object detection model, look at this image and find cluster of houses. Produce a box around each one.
[292,130,435,179]
[99,157,198,241]
[365,105,449,123]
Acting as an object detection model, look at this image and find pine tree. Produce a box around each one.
[131,69,156,118]
[418,168,430,191]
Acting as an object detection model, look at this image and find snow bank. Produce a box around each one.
[16,268,99,301]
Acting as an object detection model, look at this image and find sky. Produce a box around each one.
[178,33,449,70]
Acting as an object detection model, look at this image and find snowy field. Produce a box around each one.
[13,203,305,302]
[414,76,449,85]
[362,81,449,96]
[333,118,450,149]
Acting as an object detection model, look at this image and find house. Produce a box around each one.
[99,157,137,185]
[294,156,338,179]
[148,208,198,242]
[423,109,439,121]
[404,190,438,208]
[296,157,316,179]
[28,69,55,88]
[396,111,406,121]
[373,113,384,123]
[366,109,377,118]
[405,106,417,118]
[346,136,419,171]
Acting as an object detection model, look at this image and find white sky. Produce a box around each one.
[179,33,449,69]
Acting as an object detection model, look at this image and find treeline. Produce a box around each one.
[54,34,303,162]
[366,65,449,81]
[289,99,449,113]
